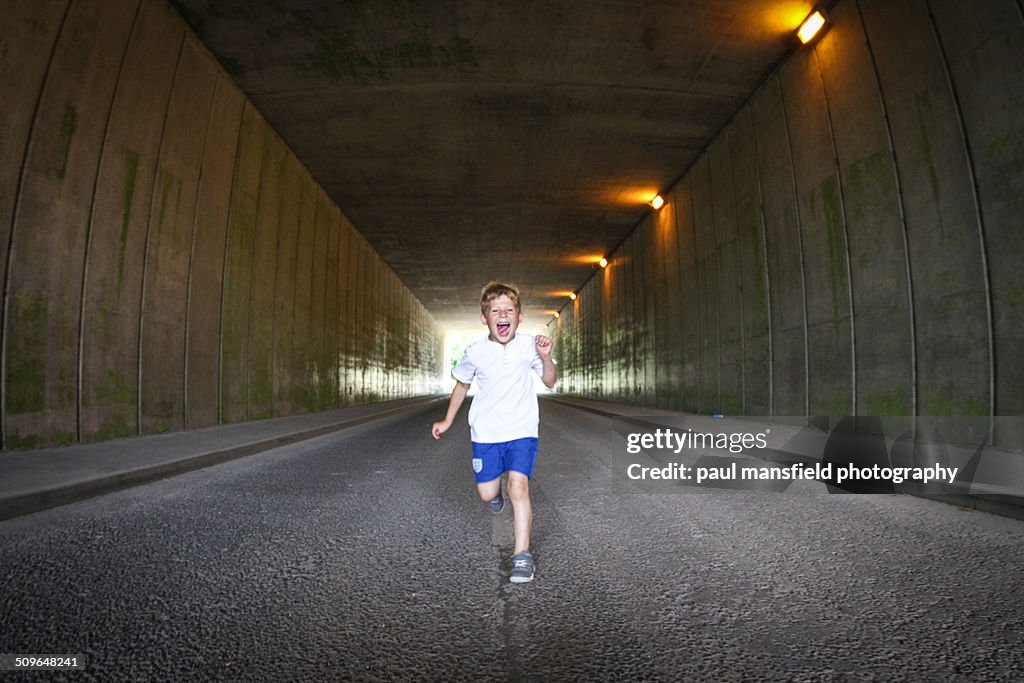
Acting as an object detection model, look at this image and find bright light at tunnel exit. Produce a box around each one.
[441,329,478,393]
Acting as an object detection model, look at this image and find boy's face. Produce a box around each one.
[481,294,523,344]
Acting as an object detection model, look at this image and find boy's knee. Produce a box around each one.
[476,479,501,501]
[507,475,530,499]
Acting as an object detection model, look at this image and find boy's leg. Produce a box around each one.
[476,477,501,502]
[503,438,538,557]
[472,442,503,510]
[507,471,532,555]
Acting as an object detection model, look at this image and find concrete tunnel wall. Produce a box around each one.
[0,0,445,449]
[550,0,1024,446]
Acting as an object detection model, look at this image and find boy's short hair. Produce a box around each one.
[480,281,521,315]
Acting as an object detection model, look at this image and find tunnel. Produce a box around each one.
[1,0,1023,679]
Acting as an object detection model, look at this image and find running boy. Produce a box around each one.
[431,282,557,583]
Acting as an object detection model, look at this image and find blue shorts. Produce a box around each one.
[471,437,538,483]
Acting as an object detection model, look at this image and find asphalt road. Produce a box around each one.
[1,398,1022,681]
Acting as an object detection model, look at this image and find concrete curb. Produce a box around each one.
[0,397,444,522]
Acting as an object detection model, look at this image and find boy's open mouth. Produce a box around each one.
[496,320,511,335]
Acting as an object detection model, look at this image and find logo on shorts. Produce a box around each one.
[472,458,483,473]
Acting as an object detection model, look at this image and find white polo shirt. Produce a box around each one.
[452,333,548,444]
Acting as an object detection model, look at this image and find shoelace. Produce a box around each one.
[513,557,531,569]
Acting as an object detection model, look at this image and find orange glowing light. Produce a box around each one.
[599,257,609,268]
[604,187,663,206]
[569,292,577,301]
[649,194,665,210]
[797,10,826,44]
[568,254,607,266]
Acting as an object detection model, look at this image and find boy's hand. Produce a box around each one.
[431,419,451,439]
[535,334,553,358]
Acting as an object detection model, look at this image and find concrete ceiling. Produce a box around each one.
[170,0,815,333]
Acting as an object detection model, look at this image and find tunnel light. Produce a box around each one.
[599,257,608,268]
[649,194,665,210]
[797,10,826,44]
[554,311,560,318]
[569,292,577,301]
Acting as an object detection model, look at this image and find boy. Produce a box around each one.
[431,282,557,583]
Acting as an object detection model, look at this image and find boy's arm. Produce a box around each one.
[539,355,557,388]
[540,356,557,387]
[432,381,470,439]
[536,335,557,388]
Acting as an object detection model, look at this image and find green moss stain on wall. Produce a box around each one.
[249,336,274,419]
[845,152,895,273]
[93,369,136,406]
[921,393,987,417]
[97,415,134,441]
[290,382,310,410]
[5,429,74,449]
[279,6,483,82]
[820,176,847,333]
[961,396,988,417]
[220,197,257,423]
[54,101,77,180]
[6,433,40,449]
[156,173,176,245]
[845,152,888,217]
[865,390,909,416]
[744,221,767,312]
[914,90,945,239]
[6,291,47,414]
[58,365,74,411]
[804,176,848,335]
[116,150,139,301]
[821,386,850,417]
[91,368,137,441]
[923,394,952,415]
[722,393,743,415]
